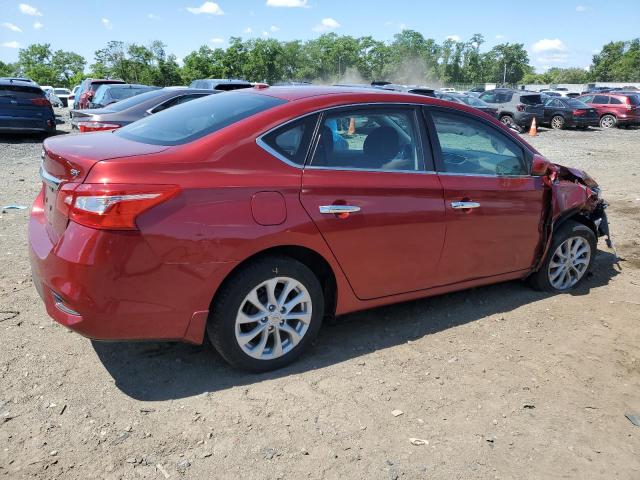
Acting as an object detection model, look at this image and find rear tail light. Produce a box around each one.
[572,109,586,116]
[62,184,179,230]
[516,104,525,112]
[77,121,121,133]
[31,98,51,107]
[625,98,636,111]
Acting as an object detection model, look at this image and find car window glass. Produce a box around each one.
[580,95,593,103]
[593,95,609,104]
[520,94,542,105]
[309,108,425,172]
[609,97,622,104]
[261,115,317,166]
[432,110,527,176]
[116,92,285,146]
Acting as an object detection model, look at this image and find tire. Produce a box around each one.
[500,115,522,132]
[207,256,324,372]
[551,115,565,130]
[528,220,597,292]
[599,114,617,129]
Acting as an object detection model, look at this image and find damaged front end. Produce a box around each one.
[532,159,614,272]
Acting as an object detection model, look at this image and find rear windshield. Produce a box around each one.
[520,94,542,105]
[0,84,44,99]
[54,88,69,95]
[566,99,590,108]
[115,92,286,145]
[107,87,154,101]
[102,89,167,112]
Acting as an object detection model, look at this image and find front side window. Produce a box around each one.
[309,108,425,171]
[260,115,317,166]
[431,110,527,176]
[116,92,286,146]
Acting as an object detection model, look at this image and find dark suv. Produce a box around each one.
[479,89,544,131]
[188,79,253,91]
[74,78,125,109]
[0,78,55,135]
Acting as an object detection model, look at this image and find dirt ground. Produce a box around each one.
[1,109,639,480]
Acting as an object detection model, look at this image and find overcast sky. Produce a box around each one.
[1,0,639,71]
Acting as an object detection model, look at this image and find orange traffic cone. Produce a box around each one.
[528,117,538,137]
[347,117,356,135]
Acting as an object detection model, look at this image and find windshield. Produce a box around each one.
[115,92,286,146]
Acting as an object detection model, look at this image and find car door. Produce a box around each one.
[299,105,447,300]
[426,107,545,285]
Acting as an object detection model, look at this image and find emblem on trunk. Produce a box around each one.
[70,169,80,177]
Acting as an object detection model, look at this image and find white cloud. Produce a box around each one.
[495,34,505,40]
[446,35,461,42]
[210,37,224,44]
[243,26,253,33]
[101,17,112,29]
[33,21,43,29]
[536,53,569,64]
[18,3,42,16]
[313,17,340,32]
[270,25,280,32]
[1,41,21,48]
[266,0,309,7]
[576,5,589,12]
[186,2,224,15]
[2,22,22,32]
[262,31,269,37]
[147,13,161,20]
[531,38,567,53]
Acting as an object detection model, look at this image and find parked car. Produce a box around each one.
[71,87,216,132]
[542,97,599,129]
[376,84,436,97]
[439,87,456,93]
[479,89,544,131]
[30,86,610,371]
[74,78,126,109]
[188,78,252,91]
[52,88,72,107]
[576,92,640,128]
[67,85,80,109]
[435,92,498,116]
[88,84,159,109]
[0,78,55,135]
[0,77,38,86]
[41,86,64,108]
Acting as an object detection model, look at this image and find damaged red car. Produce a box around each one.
[29,87,612,371]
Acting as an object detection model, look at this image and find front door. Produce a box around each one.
[300,105,446,300]
[426,108,545,285]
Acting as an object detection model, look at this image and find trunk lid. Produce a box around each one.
[0,83,49,116]
[41,132,170,240]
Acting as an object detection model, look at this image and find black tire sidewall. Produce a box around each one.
[533,221,597,292]
[208,256,324,372]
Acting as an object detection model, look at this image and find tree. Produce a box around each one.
[16,43,86,87]
[181,45,226,83]
[0,60,17,77]
[484,43,532,85]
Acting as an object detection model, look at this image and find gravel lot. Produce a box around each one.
[1,109,639,479]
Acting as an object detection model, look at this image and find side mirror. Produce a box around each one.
[531,154,551,176]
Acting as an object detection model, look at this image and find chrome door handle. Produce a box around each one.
[451,201,480,209]
[319,205,361,214]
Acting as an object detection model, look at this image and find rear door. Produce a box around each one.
[426,107,545,284]
[299,105,446,300]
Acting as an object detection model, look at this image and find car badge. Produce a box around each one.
[70,168,80,178]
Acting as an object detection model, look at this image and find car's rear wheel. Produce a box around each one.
[551,115,565,130]
[500,115,521,132]
[207,256,324,372]
[528,220,596,292]
[600,114,617,129]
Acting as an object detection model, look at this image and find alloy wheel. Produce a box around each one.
[600,115,615,129]
[547,236,591,290]
[234,277,312,360]
[551,116,565,130]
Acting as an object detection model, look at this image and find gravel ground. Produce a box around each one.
[1,109,639,479]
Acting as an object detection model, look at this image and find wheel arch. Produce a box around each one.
[209,245,338,321]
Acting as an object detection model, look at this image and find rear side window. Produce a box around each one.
[520,94,542,105]
[260,115,318,166]
[609,97,623,105]
[116,92,286,145]
[431,110,527,176]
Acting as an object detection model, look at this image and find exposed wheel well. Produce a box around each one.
[209,246,338,320]
[554,210,597,237]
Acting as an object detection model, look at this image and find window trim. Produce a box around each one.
[424,105,533,178]
[255,111,321,168]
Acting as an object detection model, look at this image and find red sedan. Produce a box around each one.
[29,87,611,371]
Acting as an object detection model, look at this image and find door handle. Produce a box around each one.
[319,205,361,215]
[451,201,480,209]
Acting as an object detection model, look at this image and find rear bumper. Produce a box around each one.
[28,191,235,343]
[0,114,55,133]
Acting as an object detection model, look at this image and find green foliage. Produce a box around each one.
[9,35,640,89]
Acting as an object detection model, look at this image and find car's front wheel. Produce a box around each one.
[551,115,565,130]
[207,256,324,372]
[528,220,596,292]
[600,114,617,129]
